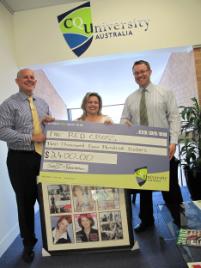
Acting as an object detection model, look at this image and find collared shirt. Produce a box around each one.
[52,228,71,244]
[120,83,181,144]
[0,91,50,151]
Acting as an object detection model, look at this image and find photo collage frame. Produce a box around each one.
[39,183,133,252]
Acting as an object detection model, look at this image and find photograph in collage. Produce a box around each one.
[99,211,123,241]
[95,187,120,210]
[51,215,74,244]
[75,213,99,242]
[48,185,72,213]
[72,185,96,212]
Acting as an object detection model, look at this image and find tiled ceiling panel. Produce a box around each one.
[1,0,84,13]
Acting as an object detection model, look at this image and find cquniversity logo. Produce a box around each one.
[57,2,93,57]
[134,167,148,187]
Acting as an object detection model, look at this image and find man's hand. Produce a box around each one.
[169,143,176,160]
[32,133,46,143]
[42,115,55,124]
[123,119,133,127]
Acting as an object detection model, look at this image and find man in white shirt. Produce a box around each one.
[121,60,183,232]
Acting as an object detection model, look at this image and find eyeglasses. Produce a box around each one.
[133,69,149,76]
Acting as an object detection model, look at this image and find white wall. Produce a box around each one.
[0,2,19,257]
[13,0,201,66]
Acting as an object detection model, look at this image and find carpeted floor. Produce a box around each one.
[0,187,191,268]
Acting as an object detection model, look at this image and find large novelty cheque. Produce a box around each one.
[38,120,169,191]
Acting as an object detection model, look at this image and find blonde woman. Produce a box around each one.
[77,92,112,124]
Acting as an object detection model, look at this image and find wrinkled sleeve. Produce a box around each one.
[0,101,32,145]
[166,90,181,144]
[120,97,133,125]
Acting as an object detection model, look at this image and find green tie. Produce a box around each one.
[140,89,148,126]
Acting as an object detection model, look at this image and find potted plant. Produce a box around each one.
[179,97,201,200]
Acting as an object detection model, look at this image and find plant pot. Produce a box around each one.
[184,167,201,200]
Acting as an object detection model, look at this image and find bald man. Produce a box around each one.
[0,69,54,262]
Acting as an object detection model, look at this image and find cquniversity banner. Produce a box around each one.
[38,121,169,190]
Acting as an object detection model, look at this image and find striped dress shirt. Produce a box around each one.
[0,91,50,151]
[120,83,181,144]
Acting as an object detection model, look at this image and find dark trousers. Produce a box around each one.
[162,157,183,225]
[130,157,183,226]
[7,150,41,249]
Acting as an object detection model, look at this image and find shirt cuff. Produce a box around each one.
[24,134,32,145]
[170,138,178,145]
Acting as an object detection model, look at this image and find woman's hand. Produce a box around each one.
[104,119,113,125]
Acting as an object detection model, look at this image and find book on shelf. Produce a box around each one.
[177,228,201,247]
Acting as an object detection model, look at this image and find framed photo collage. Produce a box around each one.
[39,183,134,253]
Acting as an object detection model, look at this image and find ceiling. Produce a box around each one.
[0,0,84,13]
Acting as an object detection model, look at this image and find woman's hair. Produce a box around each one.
[78,92,102,120]
[57,215,72,228]
[78,214,95,228]
[72,185,84,195]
